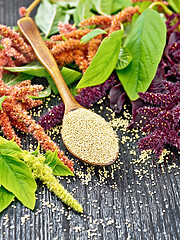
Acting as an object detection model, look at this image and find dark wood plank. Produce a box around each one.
[0,1,179,239]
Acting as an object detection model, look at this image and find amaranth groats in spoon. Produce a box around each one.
[17,17,119,166]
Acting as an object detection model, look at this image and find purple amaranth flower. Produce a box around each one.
[109,71,167,129]
[137,81,180,158]
[38,74,117,130]
[39,102,65,131]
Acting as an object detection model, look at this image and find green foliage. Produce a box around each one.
[77,29,124,88]
[35,0,78,37]
[115,47,132,70]
[167,0,180,13]
[92,0,113,15]
[139,1,152,13]
[4,61,50,77]
[3,66,51,99]
[73,0,94,25]
[61,67,82,86]
[53,158,74,176]
[80,29,107,43]
[44,150,74,176]
[0,153,37,210]
[92,0,131,15]
[116,8,166,100]
[0,186,14,212]
[110,0,131,13]
[0,138,23,157]
[69,82,78,97]
[2,73,34,86]
[44,150,59,169]
[31,144,40,156]
[4,62,82,95]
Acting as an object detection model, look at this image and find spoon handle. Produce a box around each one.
[17,17,81,113]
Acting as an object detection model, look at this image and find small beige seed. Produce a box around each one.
[61,109,119,165]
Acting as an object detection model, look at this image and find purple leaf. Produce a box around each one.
[109,83,127,113]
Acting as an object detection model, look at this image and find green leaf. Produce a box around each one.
[35,0,70,37]
[139,1,152,13]
[44,150,74,176]
[29,85,51,99]
[168,0,180,13]
[4,61,50,77]
[116,8,166,101]
[0,139,23,157]
[0,186,14,212]
[4,61,57,94]
[0,153,37,210]
[4,62,82,95]
[111,0,132,13]
[92,0,112,15]
[69,82,78,97]
[46,76,59,95]
[80,29,107,43]
[31,144,40,156]
[2,73,34,86]
[77,29,124,89]
[0,136,8,145]
[92,0,132,15]
[61,67,82,86]
[115,47,132,70]
[53,158,74,176]
[44,150,57,169]
[0,96,7,110]
[73,0,93,25]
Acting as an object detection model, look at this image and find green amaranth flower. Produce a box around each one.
[22,151,83,213]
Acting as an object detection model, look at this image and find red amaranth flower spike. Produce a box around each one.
[79,15,112,28]
[0,78,74,171]
[87,35,102,62]
[0,25,35,61]
[51,28,91,42]
[0,110,21,146]
[51,39,86,56]
[1,38,30,64]
[9,117,28,133]
[109,6,139,33]
[58,22,76,34]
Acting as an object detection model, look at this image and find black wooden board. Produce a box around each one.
[0,1,179,239]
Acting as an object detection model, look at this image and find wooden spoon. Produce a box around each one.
[17,17,119,166]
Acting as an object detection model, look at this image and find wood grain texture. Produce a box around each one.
[0,1,180,239]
